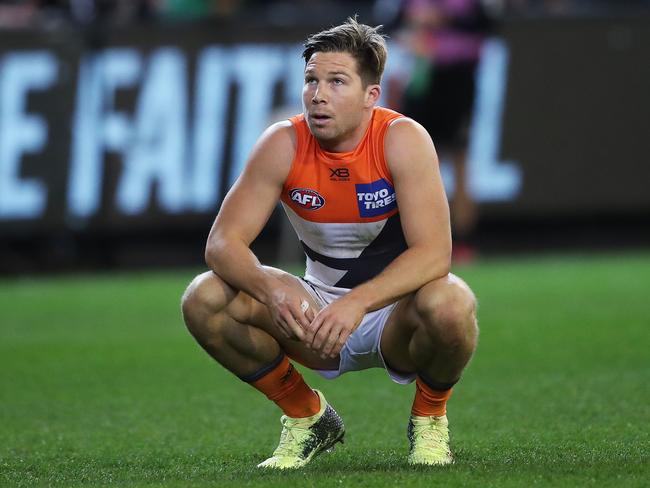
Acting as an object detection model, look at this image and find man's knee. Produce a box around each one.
[181,271,234,329]
[414,275,478,347]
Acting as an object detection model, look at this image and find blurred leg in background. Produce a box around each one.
[385,0,492,263]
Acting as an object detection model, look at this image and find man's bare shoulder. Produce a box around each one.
[256,119,297,158]
[268,118,296,139]
[246,119,298,182]
[386,117,432,145]
[385,117,437,171]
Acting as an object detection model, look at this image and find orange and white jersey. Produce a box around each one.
[280,107,407,290]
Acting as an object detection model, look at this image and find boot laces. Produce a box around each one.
[413,417,448,453]
[272,416,313,458]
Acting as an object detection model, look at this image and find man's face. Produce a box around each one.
[302,51,378,149]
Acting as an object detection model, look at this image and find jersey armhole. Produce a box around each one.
[284,115,306,193]
[378,115,406,186]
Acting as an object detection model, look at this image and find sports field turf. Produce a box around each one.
[1,252,648,487]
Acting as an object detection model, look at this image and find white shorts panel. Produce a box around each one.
[299,278,416,385]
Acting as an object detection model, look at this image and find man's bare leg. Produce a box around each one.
[180,268,344,469]
[381,273,478,465]
[181,268,338,377]
[450,147,478,262]
[382,273,477,385]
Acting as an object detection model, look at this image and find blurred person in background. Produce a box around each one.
[68,0,156,25]
[67,0,156,47]
[476,0,650,15]
[376,0,492,262]
[0,0,157,30]
[0,0,63,29]
[153,0,245,20]
[182,17,478,470]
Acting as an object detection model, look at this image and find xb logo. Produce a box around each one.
[329,167,350,181]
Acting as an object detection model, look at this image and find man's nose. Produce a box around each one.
[312,83,327,103]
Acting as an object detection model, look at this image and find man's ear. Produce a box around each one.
[365,84,381,108]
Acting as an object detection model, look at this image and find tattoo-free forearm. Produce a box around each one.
[205,236,276,306]
[345,245,451,314]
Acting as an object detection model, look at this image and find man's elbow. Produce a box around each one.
[434,259,451,281]
[204,245,216,271]
[431,248,452,280]
[204,236,226,271]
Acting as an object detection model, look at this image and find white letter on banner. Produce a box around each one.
[0,51,57,219]
[228,46,285,187]
[68,49,141,218]
[188,46,231,211]
[116,48,188,215]
[467,38,522,201]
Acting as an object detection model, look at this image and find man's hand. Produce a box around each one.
[266,284,316,341]
[305,296,367,358]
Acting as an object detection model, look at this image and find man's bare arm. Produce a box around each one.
[345,117,452,310]
[307,118,451,356]
[205,121,313,338]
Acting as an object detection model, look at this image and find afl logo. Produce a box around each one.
[289,188,325,210]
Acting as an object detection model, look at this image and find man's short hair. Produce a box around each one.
[302,17,387,86]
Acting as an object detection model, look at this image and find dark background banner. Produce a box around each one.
[0,16,648,270]
[498,16,649,216]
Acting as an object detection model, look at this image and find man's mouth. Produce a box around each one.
[311,113,332,122]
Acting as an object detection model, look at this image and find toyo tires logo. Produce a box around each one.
[356,178,397,217]
[289,188,325,210]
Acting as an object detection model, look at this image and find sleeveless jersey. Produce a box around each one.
[280,107,407,290]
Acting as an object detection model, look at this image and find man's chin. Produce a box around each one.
[308,125,336,140]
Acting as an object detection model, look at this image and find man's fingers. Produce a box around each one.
[285,299,308,330]
[289,320,306,341]
[275,317,292,338]
[331,329,351,357]
[280,310,305,341]
[305,312,323,346]
[298,299,318,329]
[311,318,334,351]
[304,302,316,323]
[320,327,341,358]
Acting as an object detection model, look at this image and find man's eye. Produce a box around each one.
[333,79,344,85]
[305,78,317,84]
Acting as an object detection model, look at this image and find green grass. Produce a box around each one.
[1,252,649,487]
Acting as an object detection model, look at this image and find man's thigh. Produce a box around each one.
[222,266,339,371]
[379,273,473,374]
